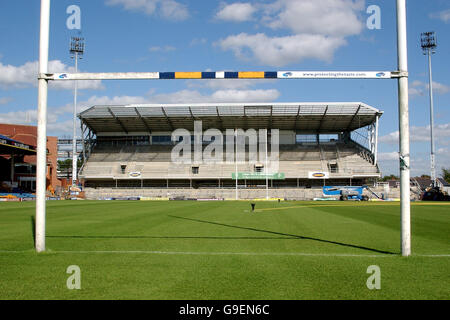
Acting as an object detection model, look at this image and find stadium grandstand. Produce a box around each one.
[78,102,383,200]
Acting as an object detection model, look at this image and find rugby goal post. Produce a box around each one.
[36,0,411,256]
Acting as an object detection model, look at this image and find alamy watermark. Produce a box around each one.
[170,121,280,173]
[66,265,81,290]
[66,5,81,30]
[366,265,381,290]
[367,5,382,30]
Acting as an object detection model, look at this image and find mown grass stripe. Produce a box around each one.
[1,250,449,258]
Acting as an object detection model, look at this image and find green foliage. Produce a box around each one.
[57,159,83,171]
[442,168,450,183]
[381,174,399,182]
[57,159,72,170]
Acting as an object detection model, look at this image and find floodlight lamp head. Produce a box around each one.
[420,31,437,54]
[69,37,85,56]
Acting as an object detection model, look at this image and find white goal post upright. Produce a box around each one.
[35,0,411,256]
[36,0,50,253]
[396,0,411,257]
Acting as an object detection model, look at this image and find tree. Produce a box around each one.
[57,159,82,170]
[381,174,399,182]
[442,168,450,183]
[57,159,83,180]
[57,159,72,171]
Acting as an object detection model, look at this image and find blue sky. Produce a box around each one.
[0,0,449,176]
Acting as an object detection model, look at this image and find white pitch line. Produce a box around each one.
[1,250,449,257]
[417,254,450,258]
[55,250,394,258]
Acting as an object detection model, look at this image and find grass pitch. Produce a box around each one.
[0,200,449,300]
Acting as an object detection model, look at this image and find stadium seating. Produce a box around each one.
[81,143,379,180]
[80,141,380,194]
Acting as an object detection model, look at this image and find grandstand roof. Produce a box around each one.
[79,102,383,134]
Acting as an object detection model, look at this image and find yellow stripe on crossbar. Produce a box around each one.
[239,72,265,79]
[175,72,202,79]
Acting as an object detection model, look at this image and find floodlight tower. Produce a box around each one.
[421,32,437,187]
[69,36,84,186]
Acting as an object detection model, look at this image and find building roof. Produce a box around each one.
[414,177,433,190]
[79,102,383,134]
[437,178,450,187]
[0,134,36,155]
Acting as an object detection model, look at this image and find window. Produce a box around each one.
[97,136,150,146]
[296,135,317,144]
[319,134,339,143]
[192,167,199,175]
[152,136,172,145]
[328,163,339,173]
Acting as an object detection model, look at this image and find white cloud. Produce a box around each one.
[84,95,149,106]
[148,88,280,104]
[0,61,37,89]
[408,87,424,97]
[105,0,189,21]
[53,88,280,116]
[186,78,275,90]
[190,38,208,46]
[36,87,280,136]
[149,46,176,53]
[0,97,13,105]
[0,109,61,129]
[378,148,450,177]
[210,89,280,103]
[217,33,346,66]
[432,82,450,95]
[216,3,257,22]
[0,107,79,135]
[0,60,104,91]
[379,123,450,145]
[54,95,150,116]
[378,152,398,161]
[47,120,76,135]
[0,95,152,136]
[263,0,364,37]
[215,0,364,66]
[429,9,450,23]
[0,110,35,125]
[410,80,450,97]
[379,131,399,144]
[408,151,450,177]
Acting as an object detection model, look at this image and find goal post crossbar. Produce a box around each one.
[41,71,404,81]
[35,0,411,257]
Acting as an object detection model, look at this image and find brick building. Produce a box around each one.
[0,123,60,192]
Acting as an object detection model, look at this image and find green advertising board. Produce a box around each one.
[232,172,286,180]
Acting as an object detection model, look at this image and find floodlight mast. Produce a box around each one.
[421,32,437,187]
[70,37,85,187]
